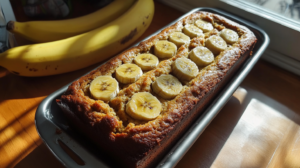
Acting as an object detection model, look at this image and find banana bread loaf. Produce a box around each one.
[56,11,257,168]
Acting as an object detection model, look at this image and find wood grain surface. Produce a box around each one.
[1,1,300,168]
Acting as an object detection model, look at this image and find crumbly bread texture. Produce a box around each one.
[57,11,257,168]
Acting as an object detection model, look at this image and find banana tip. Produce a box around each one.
[6,21,15,31]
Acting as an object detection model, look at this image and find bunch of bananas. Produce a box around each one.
[0,0,154,77]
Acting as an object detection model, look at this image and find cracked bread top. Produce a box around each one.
[57,11,257,147]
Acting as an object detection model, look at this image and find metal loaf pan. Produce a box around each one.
[35,7,270,168]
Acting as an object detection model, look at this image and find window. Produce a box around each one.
[245,0,300,22]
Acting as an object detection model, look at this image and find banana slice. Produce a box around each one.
[152,74,183,99]
[195,19,213,33]
[126,92,162,120]
[169,32,190,47]
[220,28,239,44]
[205,35,227,55]
[154,40,177,59]
[134,53,159,71]
[172,57,199,81]
[89,76,119,101]
[116,64,143,84]
[183,24,203,38]
[189,46,214,67]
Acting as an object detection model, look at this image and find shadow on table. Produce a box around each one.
[176,87,300,168]
[175,92,247,168]
[14,143,65,168]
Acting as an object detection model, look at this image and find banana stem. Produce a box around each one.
[6,21,14,31]
[0,52,7,67]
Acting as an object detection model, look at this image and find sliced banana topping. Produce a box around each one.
[89,76,119,102]
[172,57,199,82]
[116,64,143,84]
[152,74,183,99]
[195,19,213,33]
[189,46,214,67]
[205,35,227,55]
[134,53,159,71]
[154,40,177,59]
[220,28,239,44]
[183,24,204,38]
[169,32,190,47]
[126,92,162,120]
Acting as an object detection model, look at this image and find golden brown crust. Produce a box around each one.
[56,11,257,168]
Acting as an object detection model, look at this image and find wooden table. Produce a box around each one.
[1,1,300,168]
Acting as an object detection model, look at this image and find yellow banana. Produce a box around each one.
[6,0,135,43]
[0,0,154,77]
[126,92,162,121]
